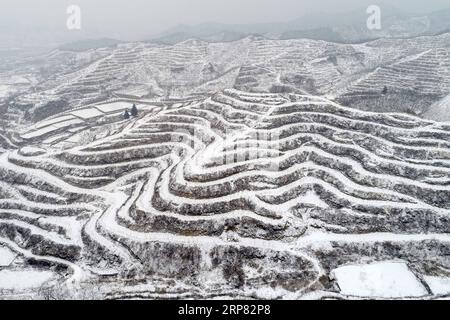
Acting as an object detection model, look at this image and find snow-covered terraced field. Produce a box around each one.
[18,100,173,147]
[0,89,449,299]
[343,49,450,96]
[9,33,449,125]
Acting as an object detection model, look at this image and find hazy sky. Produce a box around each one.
[0,0,449,44]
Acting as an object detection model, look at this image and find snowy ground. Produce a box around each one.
[0,84,14,99]
[0,246,16,267]
[423,276,450,296]
[424,95,450,122]
[0,35,449,299]
[0,270,55,291]
[331,261,427,298]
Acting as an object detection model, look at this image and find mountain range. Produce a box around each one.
[151,5,450,44]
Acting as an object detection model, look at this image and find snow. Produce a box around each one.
[300,232,450,244]
[0,85,14,98]
[115,85,149,98]
[42,133,71,144]
[2,75,31,85]
[424,276,450,296]
[424,94,450,122]
[95,102,131,113]
[249,181,277,189]
[71,108,104,119]
[21,125,60,139]
[1,74,450,298]
[298,190,329,208]
[34,115,75,130]
[19,146,46,156]
[22,119,84,140]
[52,119,84,128]
[0,246,16,267]
[331,261,428,298]
[0,270,54,290]
[249,286,294,300]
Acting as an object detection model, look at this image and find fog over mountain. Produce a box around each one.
[1,0,450,47]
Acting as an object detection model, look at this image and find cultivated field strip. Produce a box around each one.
[15,33,450,120]
[1,89,449,297]
[347,49,450,96]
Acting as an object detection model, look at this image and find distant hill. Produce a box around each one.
[58,38,124,52]
[280,27,346,43]
[149,6,450,44]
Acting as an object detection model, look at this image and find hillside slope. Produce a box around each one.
[0,90,449,299]
[2,34,449,128]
